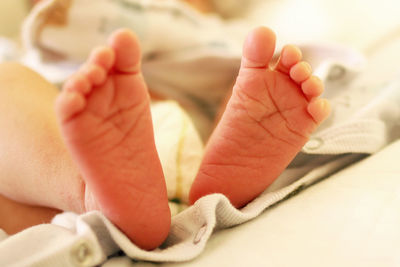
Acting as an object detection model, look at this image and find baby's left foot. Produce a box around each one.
[190,27,330,208]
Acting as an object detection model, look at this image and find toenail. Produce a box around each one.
[305,137,323,150]
[283,45,301,66]
[302,62,312,73]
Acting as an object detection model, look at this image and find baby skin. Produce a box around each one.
[55,27,329,250]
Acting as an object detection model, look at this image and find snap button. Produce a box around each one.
[305,138,323,150]
[327,65,346,80]
[70,240,93,266]
[193,224,207,244]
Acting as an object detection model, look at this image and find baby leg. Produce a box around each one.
[0,62,86,233]
[0,194,60,235]
[0,63,84,212]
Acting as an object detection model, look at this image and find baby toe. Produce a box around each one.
[109,29,142,73]
[241,26,276,69]
[88,46,115,71]
[63,73,91,95]
[55,90,86,123]
[80,64,107,86]
[307,98,331,124]
[289,61,312,84]
[275,44,302,73]
[301,76,324,100]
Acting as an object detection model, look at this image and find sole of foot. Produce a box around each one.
[189,27,331,208]
[55,29,170,250]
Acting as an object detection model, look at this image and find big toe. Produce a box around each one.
[108,29,141,73]
[241,26,276,69]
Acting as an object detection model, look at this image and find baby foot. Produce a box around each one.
[189,27,330,208]
[55,29,170,250]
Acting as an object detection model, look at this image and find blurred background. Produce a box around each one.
[1,0,400,92]
[0,0,29,38]
[1,0,400,51]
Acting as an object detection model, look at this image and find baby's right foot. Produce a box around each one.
[55,29,170,250]
[190,27,330,208]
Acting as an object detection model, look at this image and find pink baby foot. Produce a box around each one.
[55,29,170,250]
[190,27,331,208]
